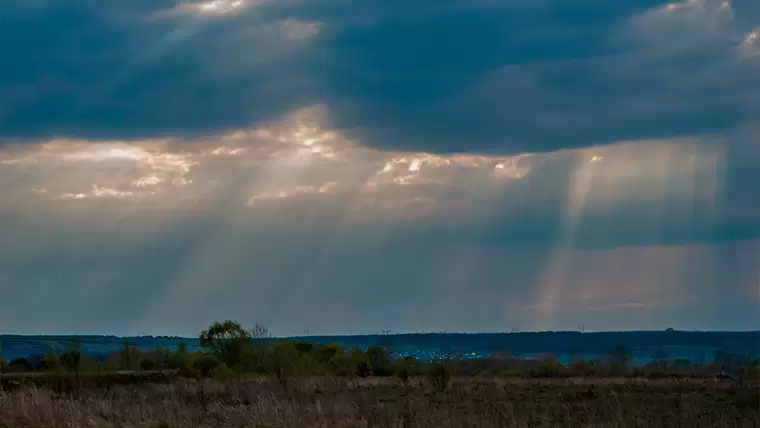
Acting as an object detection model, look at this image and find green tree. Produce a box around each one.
[367,346,393,376]
[199,320,252,368]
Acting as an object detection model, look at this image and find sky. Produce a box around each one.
[0,0,759,336]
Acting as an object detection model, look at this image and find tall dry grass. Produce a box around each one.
[0,377,757,427]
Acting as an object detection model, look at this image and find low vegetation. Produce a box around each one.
[0,320,758,427]
[1,377,758,427]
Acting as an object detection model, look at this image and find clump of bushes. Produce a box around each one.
[427,362,452,391]
[530,361,570,378]
[570,360,596,377]
[497,369,527,378]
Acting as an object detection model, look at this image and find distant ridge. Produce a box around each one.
[2,330,758,362]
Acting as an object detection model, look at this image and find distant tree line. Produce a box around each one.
[2,320,759,393]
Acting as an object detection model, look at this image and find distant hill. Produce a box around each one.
[1,330,758,363]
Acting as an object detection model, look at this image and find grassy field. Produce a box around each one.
[0,376,757,427]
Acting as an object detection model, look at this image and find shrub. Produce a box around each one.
[427,362,452,392]
[59,345,82,375]
[212,363,236,382]
[7,358,33,373]
[738,363,760,380]
[571,360,596,377]
[329,353,358,377]
[167,345,192,375]
[295,353,326,376]
[267,341,300,384]
[367,346,393,377]
[193,354,221,378]
[396,365,411,383]
[531,361,569,378]
[314,343,344,365]
[294,341,313,354]
[497,369,527,378]
[150,348,171,368]
[140,359,156,371]
[119,343,142,371]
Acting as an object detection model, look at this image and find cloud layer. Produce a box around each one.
[1,0,758,153]
[0,0,758,335]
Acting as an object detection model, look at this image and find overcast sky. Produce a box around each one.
[0,0,758,336]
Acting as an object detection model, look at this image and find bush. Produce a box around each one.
[396,365,411,383]
[167,345,192,375]
[60,352,81,374]
[367,346,393,377]
[738,363,760,380]
[497,369,527,378]
[294,341,313,354]
[571,360,596,377]
[119,343,142,371]
[212,363,236,382]
[531,361,569,378]
[329,353,358,377]
[314,343,344,365]
[7,358,33,373]
[193,354,221,377]
[267,341,300,383]
[140,359,156,371]
[427,362,452,392]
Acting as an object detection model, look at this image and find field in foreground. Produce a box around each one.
[0,377,758,428]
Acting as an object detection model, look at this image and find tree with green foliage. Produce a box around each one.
[367,345,393,376]
[199,320,253,369]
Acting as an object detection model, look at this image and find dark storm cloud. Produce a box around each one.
[0,0,318,141]
[0,0,758,154]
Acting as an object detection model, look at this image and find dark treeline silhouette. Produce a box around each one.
[2,329,759,362]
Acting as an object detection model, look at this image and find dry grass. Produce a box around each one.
[0,377,758,427]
